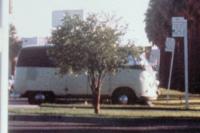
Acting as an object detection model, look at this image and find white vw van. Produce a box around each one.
[14,46,159,104]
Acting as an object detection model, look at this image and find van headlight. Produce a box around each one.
[140,71,159,91]
[140,71,154,83]
[155,80,160,86]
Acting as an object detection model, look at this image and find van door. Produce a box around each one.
[85,73,112,96]
[66,73,88,96]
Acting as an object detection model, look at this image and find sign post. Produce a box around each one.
[165,37,175,102]
[0,0,9,132]
[172,17,189,109]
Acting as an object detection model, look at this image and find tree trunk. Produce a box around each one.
[94,90,100,114]
[91,80,101,114]
[89,71,102,114]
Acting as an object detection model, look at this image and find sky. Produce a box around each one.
[12,0,150,46]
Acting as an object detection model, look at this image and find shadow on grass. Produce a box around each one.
[9,115,200,133]
[41,103,200,112]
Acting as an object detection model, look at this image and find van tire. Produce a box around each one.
[45,92,55,103]
[28,92,55,105]
[112,88,137,104]
[28,92,43,105]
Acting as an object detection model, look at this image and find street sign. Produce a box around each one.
[165,37,175,52]
[172,17,187,37]
[165,37,175,101]
[172,17,189,109]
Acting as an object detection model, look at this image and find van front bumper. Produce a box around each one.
[9,92,21,98]
[139,95,157,101]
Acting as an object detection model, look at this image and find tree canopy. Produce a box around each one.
[49,14,139,113]
[9,24,22,75]
[50,14,126,74]
[145,0,200,92]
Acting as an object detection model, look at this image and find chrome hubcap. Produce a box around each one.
[35,93,45,101]
[118,95,128,104]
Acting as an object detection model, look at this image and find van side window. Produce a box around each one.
[17,47,56,67]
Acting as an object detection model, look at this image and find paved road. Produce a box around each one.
[9,115,200,133]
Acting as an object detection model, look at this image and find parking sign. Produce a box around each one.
[165,37,175,52]
[172,17,187,37]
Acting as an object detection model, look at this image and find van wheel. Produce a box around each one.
[112,88,137,104]
[28,92,55,105]
[45,92,55,103]
[28,92,46,105]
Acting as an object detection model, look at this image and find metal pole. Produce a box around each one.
[167,48,175,101]
[0,0,9,132]
[184,21,189,109]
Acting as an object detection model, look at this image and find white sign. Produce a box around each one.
[172,17,187,37]
[52,10,83,27]
[165,37,175,52]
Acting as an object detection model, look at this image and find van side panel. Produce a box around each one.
[109,69,143,97]
[14,67,67,95]
[86,69,143,97]
[14,67,89,96]
[64,73,88,95]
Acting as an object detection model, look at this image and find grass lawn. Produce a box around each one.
[9,88,200,118]
[153,88,200,110]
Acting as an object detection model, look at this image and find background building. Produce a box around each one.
[52,10,83,28]
[21,37,48,47]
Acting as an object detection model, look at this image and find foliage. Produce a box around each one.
[145,0,200,91]
[145,0,187,47]
[9,24,21,60]
[118,44,144,64]
[49,14,138,113]
[145,0,200,46]
[9,24,22,74]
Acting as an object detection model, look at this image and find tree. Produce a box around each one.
[48,14,137,114]
[145,0,200,92]
[9,24,22,75]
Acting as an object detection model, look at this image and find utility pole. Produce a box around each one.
[165,37,175,102]
[0,0,9,132]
